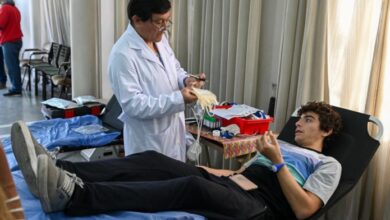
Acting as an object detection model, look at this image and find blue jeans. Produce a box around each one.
[2,40,22,92]
[0,46,6,84]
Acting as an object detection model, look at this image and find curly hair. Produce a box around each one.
[298,101,342,143]
[128,0,171,22]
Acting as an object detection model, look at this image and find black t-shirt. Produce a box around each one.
[242,164,296,219]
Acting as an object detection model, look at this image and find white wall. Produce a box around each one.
[69,0,128,101]
[69,0,99,98]
[99,0,115,101]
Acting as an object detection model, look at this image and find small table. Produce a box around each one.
[187,124,262,168]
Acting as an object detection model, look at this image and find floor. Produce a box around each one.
[0,80,48,141]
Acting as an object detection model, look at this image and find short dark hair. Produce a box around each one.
[298,101,342,143]
[127,0,171,23]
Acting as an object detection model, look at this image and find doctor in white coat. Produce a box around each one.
[108,0,205,162]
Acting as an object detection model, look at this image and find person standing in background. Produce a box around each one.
[0,0,23,96]
[0,47,6,89]
[108,0,205,162]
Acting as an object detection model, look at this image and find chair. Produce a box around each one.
[50,67,72,99]
[20,48,45,90]
[277,105,383,219]
[21,42,61,92]
[100,95,124,132]
[34,45,71,100]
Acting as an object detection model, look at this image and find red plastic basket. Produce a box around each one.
[221,117,273,135]
[214,105,273,135]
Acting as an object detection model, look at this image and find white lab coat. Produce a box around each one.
[108,24,188,161]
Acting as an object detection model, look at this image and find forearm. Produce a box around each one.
[276,167,322,219]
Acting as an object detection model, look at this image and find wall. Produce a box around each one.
[69,0,98,98]
[98,0,115,101]
[69,0,128,101]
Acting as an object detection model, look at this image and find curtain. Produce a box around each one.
[172,0,264,109]
[16,0,70,50]
[40,0,70,47]
[315,1,387,219]
[364,0,390,219]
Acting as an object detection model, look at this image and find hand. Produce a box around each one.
[181,87,197,104]
[258,131,283,164]
[185,73,206,88]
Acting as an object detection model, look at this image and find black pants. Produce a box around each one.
[57,151,269,219]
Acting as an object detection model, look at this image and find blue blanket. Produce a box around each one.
[3,115,120,171]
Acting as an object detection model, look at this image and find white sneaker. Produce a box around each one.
[37,154,84,213]
[11,121,55,197]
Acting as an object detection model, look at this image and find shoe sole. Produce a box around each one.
[37,155,51,212]
[11,121,38,197]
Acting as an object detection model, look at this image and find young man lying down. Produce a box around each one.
[12,101,342,219]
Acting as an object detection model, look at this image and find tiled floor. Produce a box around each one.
[0,82,46,140]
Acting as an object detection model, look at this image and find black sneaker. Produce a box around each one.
[3,91,22,97]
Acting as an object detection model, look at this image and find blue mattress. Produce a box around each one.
[2,116,205,220]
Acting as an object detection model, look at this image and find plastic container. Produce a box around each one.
[221,117,273,135]
[213,105,273,135]
[203,113,221,129]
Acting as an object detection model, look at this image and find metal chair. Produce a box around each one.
[34,45,71,100]
[51,67,72,99]
[21,42,61,92]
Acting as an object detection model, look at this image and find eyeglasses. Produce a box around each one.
[150,18,172,32]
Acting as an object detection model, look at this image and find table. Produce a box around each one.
[186,124,262,169]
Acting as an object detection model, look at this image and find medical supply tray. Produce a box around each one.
[214,105,273,135]
[221,117,273,135]
[41,103,105,119]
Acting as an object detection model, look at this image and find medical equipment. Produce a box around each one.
[41,97,105,119]
[187,89,219,163]
[187,104,203,163]
[191,88,218,112]
[210,104,273,135]
[188,74,206,81]
[80,144,123,161]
